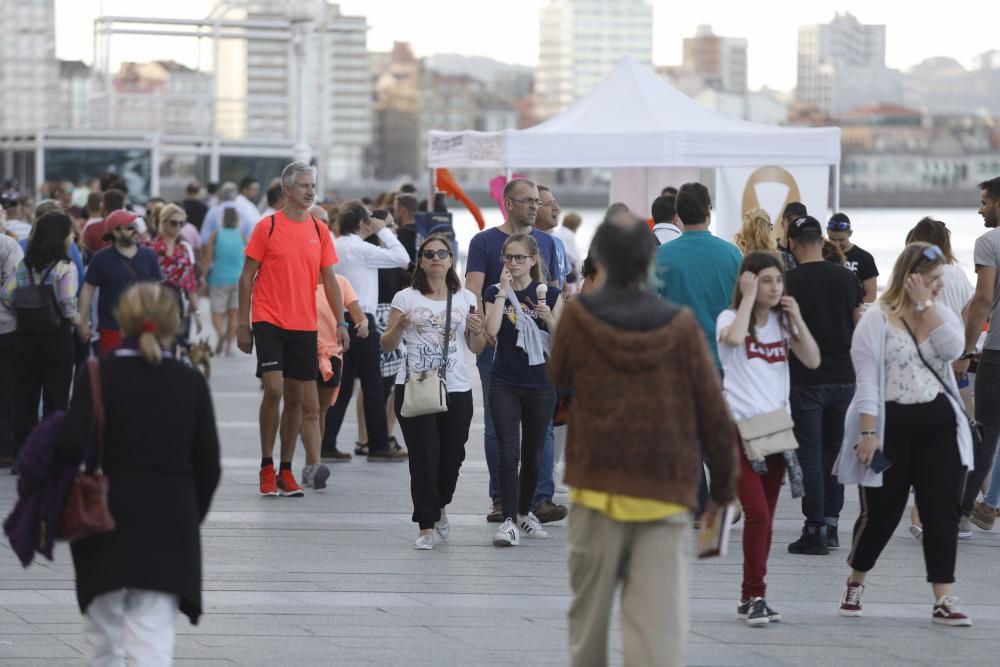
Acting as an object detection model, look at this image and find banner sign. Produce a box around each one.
[427,132,506,168]
[715,166,830,243]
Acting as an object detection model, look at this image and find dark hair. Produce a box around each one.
[782,201,807,221]
[239,176,259,192]
[661,186,678,197]
[99,172,123,193]
[675,182,711,225]
[206,182,220,195]
[399,183,417,194]
[581,255,597,280]
[651,195,676,223]
[185,181,201,196]
[266,184,283,206]
[906,217,956,264]
[828,212,850,226]
[731,250,787,341]
[502,233,544,283]
[823,239,846,265]
[336,201,369,236]
[102,188,125,213]
[590,221,656,289]
[503,178,535,201]
[411,234,460,294]
[396,194,418,217]
[85,191,103,215]
[24,213,72,270]
[979,177,1000,200]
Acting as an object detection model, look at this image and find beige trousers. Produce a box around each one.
[568,505,692,667]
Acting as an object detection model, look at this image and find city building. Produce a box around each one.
[535,0,653,119]
[796,12,902,114]
[112,61,214,135]
[682,25,747,95]
[372,42,422,179]
[59,60,92,130]
[0,0,59,132]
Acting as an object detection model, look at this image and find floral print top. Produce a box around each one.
[884,323,948,404]
[149,238,197,293]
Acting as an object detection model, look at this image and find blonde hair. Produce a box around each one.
[880,242,945,321]
[159,203,185,229]
[146,202,164,236]
[733,208,776,254]
[114,283,180,365]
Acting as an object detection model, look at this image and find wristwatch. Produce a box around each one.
[960,351,977,361]
[337,321,350,329]
[914,299,934,313]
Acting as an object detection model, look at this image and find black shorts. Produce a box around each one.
[317,356,343,388]
[253,322,318,381]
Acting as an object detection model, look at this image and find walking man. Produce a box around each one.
[237,161,349,496]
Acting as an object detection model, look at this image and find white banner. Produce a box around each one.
[714,166,830,244]
[427,131,506,168]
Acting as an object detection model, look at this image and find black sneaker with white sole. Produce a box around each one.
[738,598,781,622]
[745,597,770,626]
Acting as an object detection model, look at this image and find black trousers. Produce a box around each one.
[0,332,17,460]
[961,349,1000,515]
[322,314,390,455]
[395,387,473,529]
[13,324,75,452]
[847,395,965,583]
[489,381,556,521]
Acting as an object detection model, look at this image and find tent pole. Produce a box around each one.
[428,167,435,207]
[832,164,841,213]
[505,168,512,180]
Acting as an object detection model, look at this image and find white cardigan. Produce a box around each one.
[833,304,974,487]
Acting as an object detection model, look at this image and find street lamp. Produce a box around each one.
[288,1,325,164]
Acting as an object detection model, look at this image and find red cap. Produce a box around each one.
[103,209,139,239]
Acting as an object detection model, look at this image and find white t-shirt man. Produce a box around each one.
[716,309,791,420]
[391,287,478,393]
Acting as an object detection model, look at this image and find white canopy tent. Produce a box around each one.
[427,57,842,239]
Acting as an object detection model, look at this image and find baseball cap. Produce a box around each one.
[786,215,823,240]
[782,202,807,220]
[827,212,851,231]
[103,209,139,240]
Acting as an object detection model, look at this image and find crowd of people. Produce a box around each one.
[3,164,1000,666]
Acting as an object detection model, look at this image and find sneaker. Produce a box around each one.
[414,534,434,551]
[367,448,408,462]
[958,515,973,538]
[321,447,352,462]
[517,512,549,539]
[276,469,304,497]
[311,463,330,490]
[745,597,769,626]
[970,501,997,531]
[839,580,865,617]
[435,508,450,540]
[827,524,840,550]
[259,464,278,497]
[788,526,829,555]
[909,524,923,542]
[486,501,504,523]
[493,518,520,547]
[932,595,972,626]
[738,599,781,622]
[533,499,568,524]
[300,464,315,488]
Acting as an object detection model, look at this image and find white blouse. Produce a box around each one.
[884,324,948,404]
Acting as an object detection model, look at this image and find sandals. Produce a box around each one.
[354,441,368,456]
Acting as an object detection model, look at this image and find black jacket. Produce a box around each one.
[55,355,221,624]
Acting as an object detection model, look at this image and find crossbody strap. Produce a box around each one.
[900,318,968,417]
[439,290,453,382]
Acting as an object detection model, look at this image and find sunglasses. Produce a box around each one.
[921,245,944,262]
[420,249,451,260]
[502,253,531,264]
[166,218,186,227]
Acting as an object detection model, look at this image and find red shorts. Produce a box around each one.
[98,329,123,356]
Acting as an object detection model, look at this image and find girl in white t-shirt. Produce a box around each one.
[717,250,820,627]
[382,235,486,551]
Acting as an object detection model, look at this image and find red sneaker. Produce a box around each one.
[277,469,305,497]
[839,579,864,617]
[259,465,278,497]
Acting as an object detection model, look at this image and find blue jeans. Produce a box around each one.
[477,349,555,509]
[790,383,854,528]
[966,351,1000,510]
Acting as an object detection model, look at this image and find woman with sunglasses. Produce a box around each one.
[150,203,201,336]
[382,235,484,550]
[834,242,974,625]
[483,234,562,546]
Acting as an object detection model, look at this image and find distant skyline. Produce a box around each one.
[56,0,997,92]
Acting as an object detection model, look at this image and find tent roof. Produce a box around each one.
[427,56,840,169]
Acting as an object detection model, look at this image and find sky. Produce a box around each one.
[55,0,999,92]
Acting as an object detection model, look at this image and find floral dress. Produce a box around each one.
[149,238,198,294]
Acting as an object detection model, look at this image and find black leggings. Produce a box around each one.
[395,388,473,529]
[14,324,75,451]
[847,395,965,583]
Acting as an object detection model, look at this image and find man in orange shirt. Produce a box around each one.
[237,161,350,497]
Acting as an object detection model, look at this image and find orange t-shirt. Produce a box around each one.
[245,212,337,331]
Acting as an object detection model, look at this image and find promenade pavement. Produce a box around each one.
[2,350,1000,665]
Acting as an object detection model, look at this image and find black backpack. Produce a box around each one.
[14,262,62,333]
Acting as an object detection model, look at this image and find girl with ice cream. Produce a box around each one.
[483,234,563,546]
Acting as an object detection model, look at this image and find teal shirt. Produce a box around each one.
[207,227,245,287]
[654,230,742,367]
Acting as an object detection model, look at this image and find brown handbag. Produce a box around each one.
[57,357,115,542]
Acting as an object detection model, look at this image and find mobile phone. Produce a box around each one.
[469,305,477,314]
[371,209,388,220]
[869,449,892,474]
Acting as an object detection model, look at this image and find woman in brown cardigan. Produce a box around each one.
[549,220,739,667]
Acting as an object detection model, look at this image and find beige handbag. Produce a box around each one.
[400,291,451,418]
[736,407,798,461]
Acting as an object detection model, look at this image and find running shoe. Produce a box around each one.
[414,535,434,551]
[276,469,304,497]
[259,464,278,497]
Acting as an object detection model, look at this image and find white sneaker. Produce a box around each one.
[300,464,315,488]
[435,508,450,540]
[518,512,549,539]
[493,518,520,547]
[958,516,972,539]
[414,534,433,550]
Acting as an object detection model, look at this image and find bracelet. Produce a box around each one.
[960,351,976,361]
[337,321,350,329]
[860,430,877,436]
[914,299,934,313]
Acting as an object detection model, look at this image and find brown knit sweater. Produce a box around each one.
[548,298,739,510]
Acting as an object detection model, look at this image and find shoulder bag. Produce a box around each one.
[400,290,452,418]
[901,319,983,448]
[734,332,798,461]
[57,357,116,542]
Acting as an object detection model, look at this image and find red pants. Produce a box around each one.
[738,451,785,599]
[98,329,122,356]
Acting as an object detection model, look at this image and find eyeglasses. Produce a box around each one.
[502,253,530,264]
[921,245,944,262]
[420,249,451,260]
[827,221,851,231]
[509,197,542,207]
[119,225,137,233]
[166,219,185,227]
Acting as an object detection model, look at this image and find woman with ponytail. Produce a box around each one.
[55,282,221,664]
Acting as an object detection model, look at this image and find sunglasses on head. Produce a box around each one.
[420,248,451,260]
[827,221,850,231]
[921,245,944,262]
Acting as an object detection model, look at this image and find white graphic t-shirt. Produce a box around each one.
[716,309,791,420]
[391,287,478,392]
